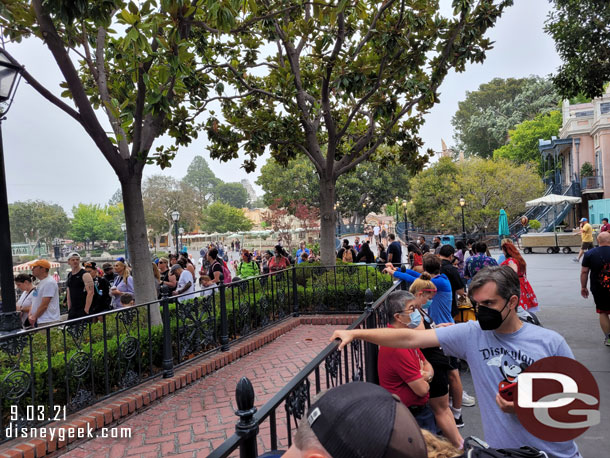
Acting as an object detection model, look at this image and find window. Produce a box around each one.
[575,110,594,117]
[601,102,610,114]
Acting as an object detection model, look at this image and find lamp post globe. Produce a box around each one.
[0,49,23,332]
[459,197,466,242]
[121,223,128,262]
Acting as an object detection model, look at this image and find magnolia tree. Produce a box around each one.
[0,0,269,324]
[206,0,513,265]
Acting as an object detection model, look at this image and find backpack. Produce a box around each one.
[461,437,548,458]
[213,260,232,284]
[342,248,353,263]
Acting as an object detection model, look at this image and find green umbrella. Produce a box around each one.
[498,209,510,237]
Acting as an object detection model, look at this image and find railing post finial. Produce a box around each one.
[235,377,259,458]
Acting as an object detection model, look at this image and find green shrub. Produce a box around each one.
[529,219,542,231]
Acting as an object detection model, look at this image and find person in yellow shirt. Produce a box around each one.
[574,217,594,263]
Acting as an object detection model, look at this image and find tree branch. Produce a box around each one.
[349,0,398,61]
[95,27,130,159]
[1,48,82,124]
[322,11,345,173]
[31,0,121,171]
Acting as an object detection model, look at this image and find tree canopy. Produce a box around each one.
[69,203,124,246]
[205,0,513,264]
[182,156,221,210]
[214,182,249,208]
[8,200,70,245]
[409,157,544,233]
[546,0,610,99]
[451,76,560,158]
[493,111,562,168]
[200,202,253,233]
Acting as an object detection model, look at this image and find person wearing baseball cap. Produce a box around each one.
[102,262,117,284]
[28,259,61,326]
[283,382,428,458]
[574,217,594,263]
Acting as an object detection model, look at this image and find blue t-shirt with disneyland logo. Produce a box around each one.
[435,321,580,458]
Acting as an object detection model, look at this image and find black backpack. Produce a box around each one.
[459,437,550,458]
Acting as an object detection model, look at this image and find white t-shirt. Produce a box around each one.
[373,226,380,236]
[31,276,60,323]
[177,270,195,303]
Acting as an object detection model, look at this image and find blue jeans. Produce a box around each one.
[412,404,438,434]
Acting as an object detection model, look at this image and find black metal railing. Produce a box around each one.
[0,263,393,444]
[208,281,401,458]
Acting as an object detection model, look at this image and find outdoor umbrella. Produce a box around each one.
[13,260,60,272]
[498,209,510,237]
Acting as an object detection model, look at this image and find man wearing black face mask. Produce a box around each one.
[330,266,580,458]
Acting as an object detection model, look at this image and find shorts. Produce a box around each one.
[448,356,460,371]
[592,292,610,313]
[581,242,594,250]
[429,365,449,398]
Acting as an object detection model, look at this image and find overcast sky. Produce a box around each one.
[3,1,561,213]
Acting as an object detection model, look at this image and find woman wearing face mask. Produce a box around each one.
[378,290,438,435]
[409,274,464,449]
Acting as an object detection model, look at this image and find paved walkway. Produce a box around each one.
[62,325,337,457]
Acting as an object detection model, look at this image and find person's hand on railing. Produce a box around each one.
[330,330,355,350]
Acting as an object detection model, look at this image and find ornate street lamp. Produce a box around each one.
[53,238,61,261]
[171,211,180,254]
[402,200,409,242]
[121,223,128,262]
[0,49,23,333]
[459,197,466,242]
[394,196,399,233]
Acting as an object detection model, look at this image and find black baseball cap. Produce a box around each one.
[306,382,427,458]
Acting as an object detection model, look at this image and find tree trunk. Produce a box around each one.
[120,172,162,326]
[319,177,337,266]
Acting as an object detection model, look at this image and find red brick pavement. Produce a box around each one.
[61,324,337,458]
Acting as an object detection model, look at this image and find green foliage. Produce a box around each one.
[203,0,513,263]
[493,111,562,168]
[8,200,70,245]
[142,175,199,236]
[409,157,544,233]
[214,182,249,208]
[182,156,222,210]
[580,162,594,177]
[546,0,610,99]
[201,201,253,233]
[452,77,560,158]
[529,219,542,231]
[257,152,413,217]
[69,203,124,245]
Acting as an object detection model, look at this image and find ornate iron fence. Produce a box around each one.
[0,264,392,443]
[208,281,401,458]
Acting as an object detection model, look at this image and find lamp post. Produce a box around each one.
[171,211,180,254]
[121,223,128,262]
[402,200,408,242]
[53,238,60,261]
[459,197,466,242]
[333,204,339,238]
[179,227,184,251]
[394,196,399,233]
[0,49,23,332]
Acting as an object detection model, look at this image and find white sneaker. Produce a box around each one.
[462,391,476,407]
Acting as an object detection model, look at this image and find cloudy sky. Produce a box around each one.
[3,1,561,213]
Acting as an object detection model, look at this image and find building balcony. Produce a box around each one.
[581,175,604,194]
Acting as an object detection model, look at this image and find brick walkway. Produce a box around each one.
[62,325,337,458]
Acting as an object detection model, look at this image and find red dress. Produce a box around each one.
[501,258,538,310]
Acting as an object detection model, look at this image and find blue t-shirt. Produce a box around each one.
[435,321,579,458]
[296,248,310,264]
[393,269,454,324]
